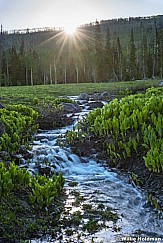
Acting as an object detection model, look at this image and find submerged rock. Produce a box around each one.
[77,93,90,101]
[87,101,104,110]
[99,91,111,100]
[0,103,5,109]
[63,102,81,113]
[158,80,163,87]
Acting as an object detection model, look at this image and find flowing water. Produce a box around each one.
[22,97,163,243]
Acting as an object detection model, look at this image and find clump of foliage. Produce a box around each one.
[52,97,74,107]
[82,220,99,233]
[65,87,163,173]
[29,173,64,208]
[0,104,38,154]
[0,162,64,209]
[0,161,65,241]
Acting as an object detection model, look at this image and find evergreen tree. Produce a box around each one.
[146,48,153,78]
[18,38,26,85]
[116,36,123,81]
[0,24,3,85]
[157,29,163,78]
[112,40,118,81]
[94,20,105,82]
[10,47,20,85]
[104,28,113,81]
[152,20,159,78]
[129,29,137,80]
[1,50,10,86]
[112,36,123,81]
[20,37,25,56]
[141,26,148,79]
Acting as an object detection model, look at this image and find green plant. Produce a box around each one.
[0,105,38,154]
[0,162,30,197]
[52,97,74,107]
[65,87,163,173]
[33,97,39,105]
[83,220,99,233]
[0,162,64,209]
[29,173,64,209]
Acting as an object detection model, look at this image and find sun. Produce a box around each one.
[64,23,77,35]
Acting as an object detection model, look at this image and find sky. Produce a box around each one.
[0,0,163,31]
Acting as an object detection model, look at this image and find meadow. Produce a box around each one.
[0,79,160,105]
[0,79,162,241]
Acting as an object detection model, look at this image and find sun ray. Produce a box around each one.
[55,34,69,63]
[38,30,64,47]
[35,22,94,81]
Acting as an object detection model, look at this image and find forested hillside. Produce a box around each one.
[0,14,163,86]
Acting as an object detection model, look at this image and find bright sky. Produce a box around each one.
[0,0,163,31]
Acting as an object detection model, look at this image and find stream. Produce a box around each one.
[21,96,163,243]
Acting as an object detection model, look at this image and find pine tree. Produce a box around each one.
[0,24,3,85]
[112,36,123,81]
[94,20,105,82]
[1,50,10,86]
[152,20,159,78]
[18,38,26,85]
[146,48,153,78]
[10,46,19,85]
[20,37,25,56]
[141,26,148,79]
[157,29,163,78]
[104,28,113,81]
[116,36,123,81]
[129,29,137,80]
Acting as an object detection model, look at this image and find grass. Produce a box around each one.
[0,80,160,106]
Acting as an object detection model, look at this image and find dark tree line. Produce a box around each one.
[0,18,163,86]
[94,20,163,82]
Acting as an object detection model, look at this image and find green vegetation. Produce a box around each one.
[0,82,162,240]
[52,97,74,107]
[29,173,64,209]
[65,87,163,173]
[0,103,65,241]
[0,104,38,154]
[0,161,65,241]
[68,181,78,187]
[0,162,64,209]
[147,193,162,211]
[0,80,160,106]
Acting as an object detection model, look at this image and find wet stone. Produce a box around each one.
[87,101,104,110]
[77,93,90,101]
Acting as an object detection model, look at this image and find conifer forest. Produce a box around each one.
[0,15,163,86]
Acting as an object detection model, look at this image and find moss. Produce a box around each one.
[68,181,78,187]
[0,191,65,241]
[52,97,74,107]
[83,220,99,233]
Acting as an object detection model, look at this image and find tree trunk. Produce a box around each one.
[44,73,46,85]
[25,66,28,85]
[54,65,57,84]
[92,67,96,83]
[76,67,79,83]
[30,68,33,86]
[64,66,67,84]
[6,61,9,86]
[50,64,52,84]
